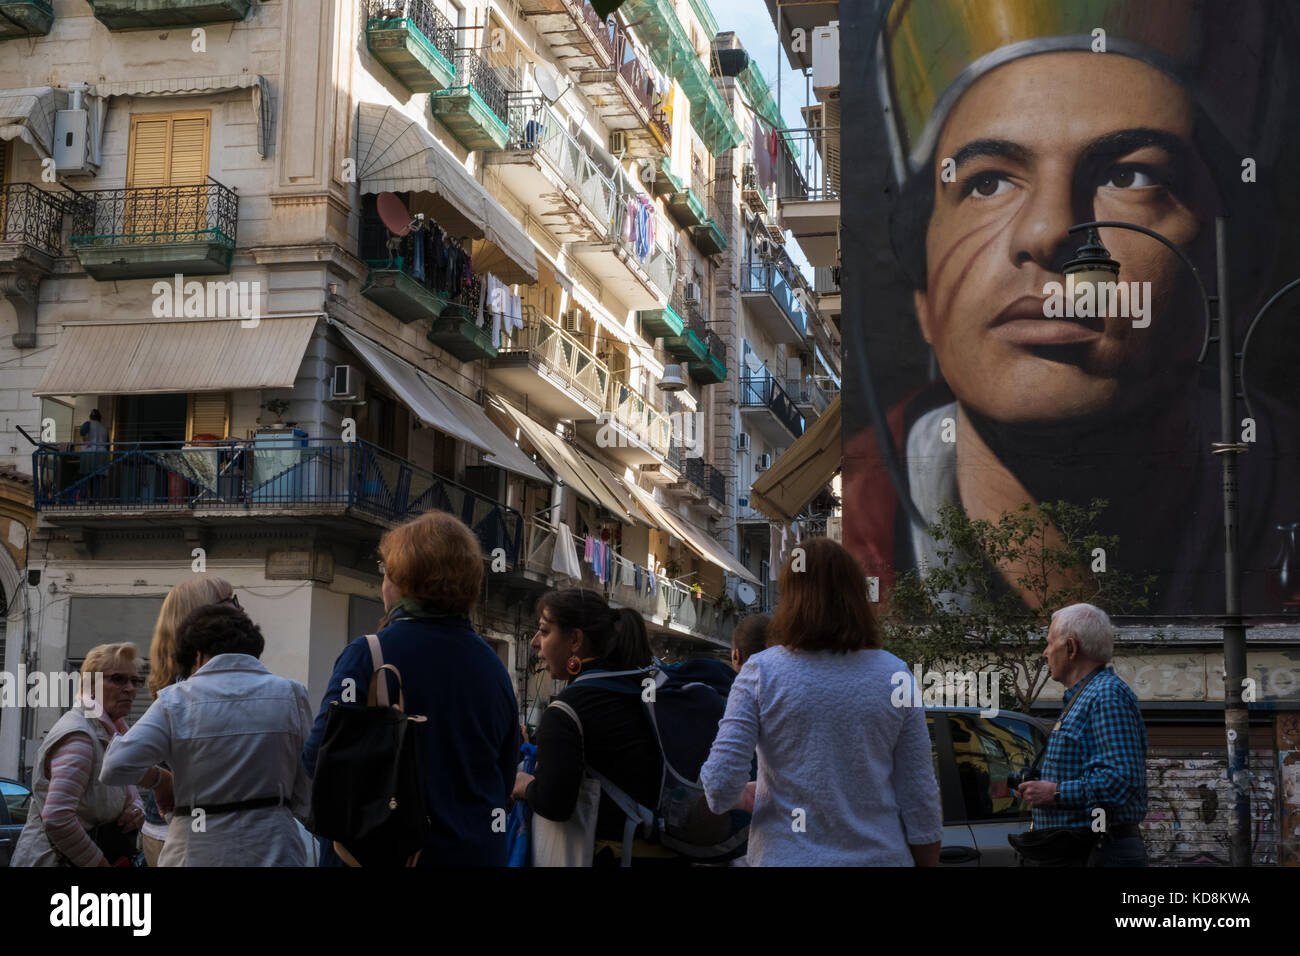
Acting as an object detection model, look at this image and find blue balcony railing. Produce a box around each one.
[739,372,805,439]
[33,438,522,564]
[741,260,807,337]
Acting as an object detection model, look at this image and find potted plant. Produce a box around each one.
[662,558,682,580]
[261,398,290,426]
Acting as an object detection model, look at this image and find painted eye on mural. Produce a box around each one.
[960,170,1015,200]
[1099,164,1160,190]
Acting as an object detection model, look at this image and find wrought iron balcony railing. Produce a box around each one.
[451,47,510,127]
[367,0,456,64]
[499,310,611,411]
[504,95,619,227]
[0,183,65,255]
[68,180,238,248]
[739,371,805,439]
[33,438,523,563]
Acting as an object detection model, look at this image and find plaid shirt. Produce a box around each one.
[1033,667,1148,829]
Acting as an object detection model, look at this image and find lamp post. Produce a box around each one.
[1062,217,1252,866]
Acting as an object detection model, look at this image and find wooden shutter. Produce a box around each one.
[168,116,210,186]
[127,112,211,238]
[188,392,229,440]
[126,117,172,188]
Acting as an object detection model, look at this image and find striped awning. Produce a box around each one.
[0,86,62,159]
[750,395,842,522]
[33,316,319,396]
[355,103,537,283]
[97,74,273,158]
[623,481,759,583]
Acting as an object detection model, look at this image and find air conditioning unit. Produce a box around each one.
[736,432,750,452]
[756,453,772,472]
[331,364,359,401]
[812,21,840,91]
[562,309,582,334]
[608,130,628,154]
[683,281,701,304]
[737,495,749,509]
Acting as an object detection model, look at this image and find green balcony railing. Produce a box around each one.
[0,0,53,37]
[431,48,511,151]
[87,0,251,30]
[366,0,457,93]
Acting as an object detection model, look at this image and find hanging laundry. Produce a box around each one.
[621,559,635,587]
[552,522,584,580]
[634,564,642,591]
[584,535,596,562]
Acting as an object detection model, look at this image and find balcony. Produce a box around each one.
[86,0,250,30]
[32,439,524,563]
[773,126,840,268]
[431,49,510,151]
[637,303,683,338]
[789,376,835,418]
[485,95,618,242]
[739,371,804,444]
[366,0,457,94]
[691,196,727,256]
[427,303,498,363]
[515,0,614,73]
[648,158,682,197]
[1,183,65,347]
[577,16,671,159]
[361,258,452,325]
[0,0,53,37]
[68,180,237,280]
[570,199,675,309]
[489,310,610,422]
[668,455,726,506]
[661,306,726,386]
[741,162,768,216]
[666,187,705,228]
[740,259,807,346]
[575,374,673,466]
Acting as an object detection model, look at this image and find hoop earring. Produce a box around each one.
[566,655,583,676]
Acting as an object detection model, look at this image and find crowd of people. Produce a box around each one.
[9,509,1148,867]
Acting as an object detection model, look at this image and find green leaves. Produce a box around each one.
[881,498,1153,711]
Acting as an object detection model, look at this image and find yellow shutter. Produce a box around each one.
[127,117,171,188]
[188,392,229,440]
[126,112,211,239]
[168,116,209,186]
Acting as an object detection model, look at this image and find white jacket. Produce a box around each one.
[101,654,314,866]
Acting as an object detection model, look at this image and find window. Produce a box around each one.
[40,398,74,446]
[947,713,1046,821]
[189,393,230,440]
[1,780,30,826]
[126,111,211,239]
[114,394,189,444]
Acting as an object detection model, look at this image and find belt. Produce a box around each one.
[173,796,284,817]
[1108,823,1143,839]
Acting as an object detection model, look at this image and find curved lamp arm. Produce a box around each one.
[1238,277,1300,425]
[1067,220,1214,365]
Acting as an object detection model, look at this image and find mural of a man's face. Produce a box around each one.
[915,52,1210,424]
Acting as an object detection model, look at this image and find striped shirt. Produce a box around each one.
[41,710,141,866]
[1034,667,1148,829]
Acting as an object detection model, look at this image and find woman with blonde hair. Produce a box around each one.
[136,576,236,864]
[12,643,160,866]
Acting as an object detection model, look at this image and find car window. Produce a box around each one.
[947,714,1044,821]
[1,781,30,825]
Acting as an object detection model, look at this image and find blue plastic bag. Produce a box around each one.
[506,743,537,868]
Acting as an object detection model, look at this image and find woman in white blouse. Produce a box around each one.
[700,538,943,866]
[102,602,313,866]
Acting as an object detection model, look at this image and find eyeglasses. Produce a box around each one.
[218,593,241,609]
[105,673,145,688]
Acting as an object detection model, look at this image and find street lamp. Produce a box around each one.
[1062,217,1252,865]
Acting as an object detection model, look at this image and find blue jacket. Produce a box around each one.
[303,608,520,866]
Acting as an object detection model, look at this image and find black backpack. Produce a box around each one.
[310,634,430,866]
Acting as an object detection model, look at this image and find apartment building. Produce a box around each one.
[0,0,779,780]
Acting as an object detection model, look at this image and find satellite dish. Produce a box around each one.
[735,581,757,607]
[535,67,561,103]
[377,192,413,237]
[744,351,764,374]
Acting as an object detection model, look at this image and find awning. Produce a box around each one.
[489,397,640,523]
[334,324,548,483]
[623,481,760,583]
[98,74,273,159]
[750,395,842,522]
[0,87,62,159]
[356,103,537,283]
[34,316,318,396]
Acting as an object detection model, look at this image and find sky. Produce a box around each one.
[705,0,822,280]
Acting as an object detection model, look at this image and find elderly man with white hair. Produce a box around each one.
[1013,603,1148,866]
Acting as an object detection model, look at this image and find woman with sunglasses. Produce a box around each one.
[11,643,155,866]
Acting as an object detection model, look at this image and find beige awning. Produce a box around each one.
[0,86,62,159]
[489,398,641,523]
[97,74,272,158]
[33,316,318,396]
[356,103,537,283]
[750,395,842,522]
[334,324,548,483]
[623,481,760,584]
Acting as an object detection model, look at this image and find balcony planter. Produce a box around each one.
[687,352,726,385]
[427,304,498,362]
[87,0,250,29]
[637,304,684,338]
[0,0,53,37]
[663,327,708,363]
[366,11,457,93]
[691,219,727,256]
[666,188,705,228]
[361,265,450,324]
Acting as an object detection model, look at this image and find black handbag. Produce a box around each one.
[309,634,430,867]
